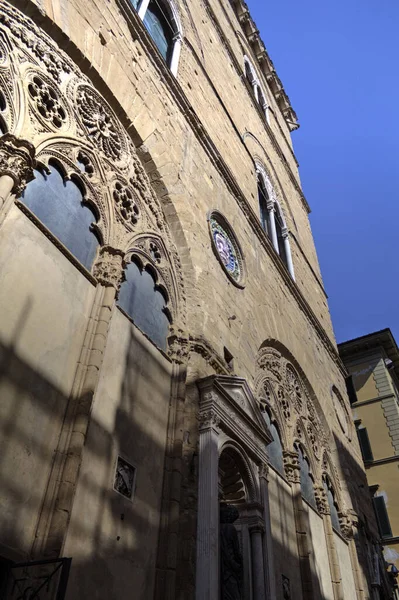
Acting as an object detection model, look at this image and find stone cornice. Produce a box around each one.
[14,0,345,378]
[230,0,299,131]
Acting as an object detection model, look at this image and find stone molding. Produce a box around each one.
[0,133,36,196]
[197,375,272,464]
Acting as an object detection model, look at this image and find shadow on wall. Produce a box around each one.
[0,312,173,600]
[333,432,392,598]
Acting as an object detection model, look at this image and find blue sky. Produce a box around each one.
[247,0,399,344]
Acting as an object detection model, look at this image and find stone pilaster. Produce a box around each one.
[195,409,220,600]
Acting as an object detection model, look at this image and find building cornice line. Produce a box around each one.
[365,454,399,467]
[352,393,396,408]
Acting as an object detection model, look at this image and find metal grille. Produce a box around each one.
[4,557,71,600]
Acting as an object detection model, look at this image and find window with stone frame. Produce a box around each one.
[21,161,100,270]
[256,166,295,279]
[131,0,182,75]
[262,408,285,475]
[243,56,269,122]
[323,476,341,533]
[117,255,171,350]
[297,444,316,508]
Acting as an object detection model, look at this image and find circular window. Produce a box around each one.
[208,211,245,288]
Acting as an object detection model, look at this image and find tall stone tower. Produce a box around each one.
[0,0,391,598]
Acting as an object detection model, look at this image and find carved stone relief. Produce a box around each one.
[0,0,186,325]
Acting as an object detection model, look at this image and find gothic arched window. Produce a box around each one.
[257,173,271,238]
[323,477,341,532]
[118,257,171,350]
[263,409,284,475]
[133,0,182,75]
[297,445,316,508]
[255,165,295,280]
[243,56,269,122]
[21,162,99,270]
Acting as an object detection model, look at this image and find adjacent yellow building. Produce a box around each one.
[339,329,399,583]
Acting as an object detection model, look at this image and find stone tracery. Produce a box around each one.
[255,345,332,485]
[0,1,186,329]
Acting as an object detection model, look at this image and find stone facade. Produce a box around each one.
[0,0,392,598]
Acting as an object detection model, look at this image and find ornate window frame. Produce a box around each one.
[255,162,295,280]
[207,209,246,288]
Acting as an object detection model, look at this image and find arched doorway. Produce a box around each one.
[196,375,275,600]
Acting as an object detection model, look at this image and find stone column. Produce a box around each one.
[267,201,279,253]
[196,409,220,600]
[340,511,366,600]
[250,523,267,600]
[282,228,295,280]
[154,326,189,600]
[33,246,125,557]
[259,464,277,600]
[170,33,182,77]
[0,133,36,223]
[315,486,343,600]
[284,450,315,600]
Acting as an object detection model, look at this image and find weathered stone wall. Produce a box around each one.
[0,0,377,598]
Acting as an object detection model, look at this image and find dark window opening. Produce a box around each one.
[21,163,99,270]
[263,410,284,475]
[118,258,171,350]
[258,176,270,237]
[373,496,392,539]
[223,346,234,370]
[357,426,374,463]
[297,445,316,508]
[143,0,175,64]
[323,479,341,533]
[275,208,288,267]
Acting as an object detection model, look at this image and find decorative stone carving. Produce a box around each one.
[92,246,126,290]
[199,409,220,431]
[76,84,125,160]
[307,423,319,459]
[286,365,303,412]
[113,181,140,227]
[283,450,300,484]
[258,463,269,481]
[0,12,73,83]
[27,74,67,129]
[338,511,353,539]
[220,504,243,600]
[0,133,35,196]
[208,210,245,288]
[167,326,189,364]
[314,486,330,515]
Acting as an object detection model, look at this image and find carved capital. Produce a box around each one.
[0,134,36,196]
[338,511,354,539]
[283,450,300,484]
[199,409,220,431]
[93,246,126,290]
[258,463,269,481]
[314,486,330,515]
[167,326,190,364]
